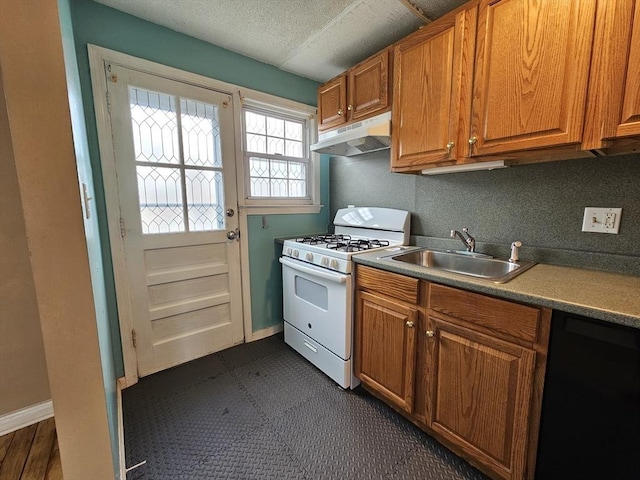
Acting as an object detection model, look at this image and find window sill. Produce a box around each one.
[239,204,323,215]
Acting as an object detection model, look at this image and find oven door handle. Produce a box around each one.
[279,257,347,284]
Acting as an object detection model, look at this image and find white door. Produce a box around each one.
[106,64,243,377]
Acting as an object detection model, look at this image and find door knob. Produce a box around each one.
[226,228,240,240]
[226,208,235,217]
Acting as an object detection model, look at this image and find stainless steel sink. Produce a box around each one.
[389,249,536,283]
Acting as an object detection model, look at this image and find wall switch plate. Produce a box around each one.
[582,207,622,234]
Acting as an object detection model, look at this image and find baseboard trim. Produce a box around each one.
[117,377,126,480]
[250,323,283,341]
[0,400,54,436]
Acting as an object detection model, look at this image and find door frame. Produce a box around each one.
[88,46,259,386]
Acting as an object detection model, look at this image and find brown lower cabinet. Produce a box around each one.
[354,265,551,480]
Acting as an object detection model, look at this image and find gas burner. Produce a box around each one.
[296,234,351,245]
[327,239,390,252]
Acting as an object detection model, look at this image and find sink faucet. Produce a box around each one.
[450,227,475,252]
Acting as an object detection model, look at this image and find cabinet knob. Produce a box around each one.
[425,330,435,337]
[337,108,344,116]
[347,104,353,111]
[446,141,455,154]
[468,136,477,145]
[406,321,415,328]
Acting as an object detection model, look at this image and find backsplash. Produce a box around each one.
[330,152,640,275]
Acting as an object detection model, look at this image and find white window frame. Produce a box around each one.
[236,94,321,214]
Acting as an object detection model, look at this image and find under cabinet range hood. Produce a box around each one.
[311,111,391,156]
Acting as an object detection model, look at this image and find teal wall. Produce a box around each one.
[68,0,326,373]
[58,0,119,476]
[248,156,330,332]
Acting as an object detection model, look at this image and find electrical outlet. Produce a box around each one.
[582,207,622,234]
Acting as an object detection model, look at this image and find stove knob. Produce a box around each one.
[321,257,329,266]
[286,247,292,256]
[330,259,339,270]
[293,249,299,258]
[305,252,314,262]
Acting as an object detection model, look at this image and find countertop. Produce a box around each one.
[353,246,640,329]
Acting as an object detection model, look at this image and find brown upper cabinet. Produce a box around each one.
[317,48,391,131]
[391,6,477,171]
[467,0,597,157]
[391,0,640,172]
[583,0,640,151]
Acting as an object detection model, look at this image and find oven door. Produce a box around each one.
[279,256,352,359]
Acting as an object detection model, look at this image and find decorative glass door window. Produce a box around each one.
[243,108,309,199]
[129,86,225,234]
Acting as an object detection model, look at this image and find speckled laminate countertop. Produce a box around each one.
[353,246,640,329]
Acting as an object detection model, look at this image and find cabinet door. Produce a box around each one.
[348,49,390,121]
[583,0,640,149]
[426,315,536,480]
[355,291,417,414]
[468,0,597,156]
[318,76,346,131]
[617,6,640,138]
[391,8,476,170]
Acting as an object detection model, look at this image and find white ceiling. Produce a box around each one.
[93,0,467,82]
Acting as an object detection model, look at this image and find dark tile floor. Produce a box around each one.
[123,334,487,480]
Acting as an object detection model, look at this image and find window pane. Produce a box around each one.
[129,87,179,164]
[249,157,269,177]
[288,161,306,180]
[245,111,266,134]
[285,140,303,158]
[270,178,288,197]
[289,180,307,197]
[185,169,224,231]
[181,99,221,168]
[267,117,284,137]
[250,177,270,197]
[285,121,302,141]
[136,166,184,234]
[270,159,288,179]
[266,137,285,155]
[246,133,267,154]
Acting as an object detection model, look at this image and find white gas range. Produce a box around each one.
[279,207,411,388]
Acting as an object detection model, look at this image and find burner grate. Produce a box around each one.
[327,239,390,252]
[296,234,351,245]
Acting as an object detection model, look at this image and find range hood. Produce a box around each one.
[311,111,391,156]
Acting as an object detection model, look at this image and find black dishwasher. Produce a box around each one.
[536,311,640,479]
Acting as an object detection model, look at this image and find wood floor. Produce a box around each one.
[0,418,62,480]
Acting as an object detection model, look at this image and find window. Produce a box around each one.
[241,102,319,210]
[129,86,225,234]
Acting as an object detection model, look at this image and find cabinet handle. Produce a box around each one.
[347,104,353,111]
[406,321,415,328]
[425,330,435,337]
[446,141,455,154]
[337,108,344,116]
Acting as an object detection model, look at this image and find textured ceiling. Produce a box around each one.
[93,0,467,82]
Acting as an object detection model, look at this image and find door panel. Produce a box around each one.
[355,291,417,414]
[427,315,535,479]
[107,64,243,376]
[470,0,597,155]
